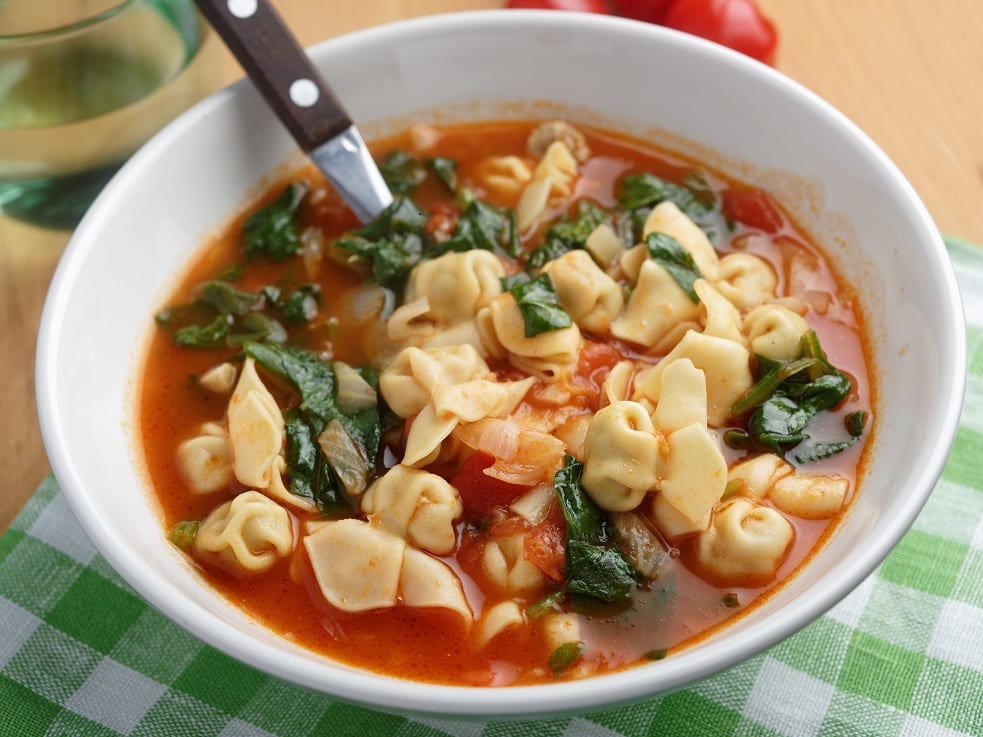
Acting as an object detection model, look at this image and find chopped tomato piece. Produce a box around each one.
[524,507,567,582]
[611,0,676,23]
[661,0,777,66]
[722,186,785,234]
[452,452,532,517]
[505,0,609,11]
[578,340,621,378]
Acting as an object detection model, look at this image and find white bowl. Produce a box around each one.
[36,10,965,720]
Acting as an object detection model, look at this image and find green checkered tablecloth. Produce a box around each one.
[2,237,981,737]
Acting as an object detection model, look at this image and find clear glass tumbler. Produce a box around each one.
[0,0,219,228]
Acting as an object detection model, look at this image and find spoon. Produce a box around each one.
[193,0,393,223]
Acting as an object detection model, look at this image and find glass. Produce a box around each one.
[0,0,219,228]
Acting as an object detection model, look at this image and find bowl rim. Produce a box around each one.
[36,9,967,719]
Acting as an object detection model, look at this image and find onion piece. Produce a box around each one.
[334,361,377,414]
[610,511,670,580]
[317,419,370,497]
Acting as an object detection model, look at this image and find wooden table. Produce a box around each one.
[2,0,981,533]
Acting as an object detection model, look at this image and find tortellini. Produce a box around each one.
[227,358,314,512]
[696,499,794,584]
[477,292,582,380]
[404,249,504,327]
[305,519,405,612]
[527,120,590,163]
[695,279,744,345]
[379,344,490,418]
[582,401,662,512]
[475,601,524,647]
[401,376,535,467]
[727,453,793,500]
[361,465,463,554]
[483,533,545,593]
[641,201,719,279]
[193,490,293,575]
[648,492,710,540]
[744,304,810,360]
[769,474,849,520]
[652,359,707,434]
[658,422,727,524]
[610,259,702,351]
[305,519,471,621]
[227,358,282,490]
[516,141,579,230]
[400,546,472,623]
[714,253,777,312]
[175,422,233,495]
[633,331,753,427]
[542,250,624,334]
[475,155,533,199]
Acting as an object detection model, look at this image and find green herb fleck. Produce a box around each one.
[846,410,867,437]
[645,649,668,661]
[526,591,565,619]
[168,521,199,550]
[548,641,584,675]
[429,156,457,192]
[722,593,740,608]
[174,315,229,348]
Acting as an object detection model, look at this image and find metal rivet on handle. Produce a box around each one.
[227,0,258,18]
[289,79,320,108]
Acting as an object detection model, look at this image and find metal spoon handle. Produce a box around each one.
[194,0,350,149]
[193,0,393,222]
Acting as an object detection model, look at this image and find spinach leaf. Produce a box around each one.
[792,438,859,464]
[228,313,286,344]
[283,408,346,513]
[243,181,308,261]
[616,172,722,242]
[565,540,635,601]
[264,284,320,325]
[554,455,606,542]
[244,341,336,428]
[617,173,711,219]
[727,330,860,460]
[379,151,457,194]
[334,197,428,290]
[500,272,531,291]
[507,273,572,337]
[201,281,263,316]
[174,315,229,348]
[429,156,457,192]
[379,151,426,194]
[448,197,520,259]
[527,200,611,271]
[644,232,704,303]
[553,456,635,603]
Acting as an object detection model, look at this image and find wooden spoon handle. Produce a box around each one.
[193,0,351,151]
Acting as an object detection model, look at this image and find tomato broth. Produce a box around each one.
[140,121,871,685]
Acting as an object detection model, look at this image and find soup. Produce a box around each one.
[140,120,871,686]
